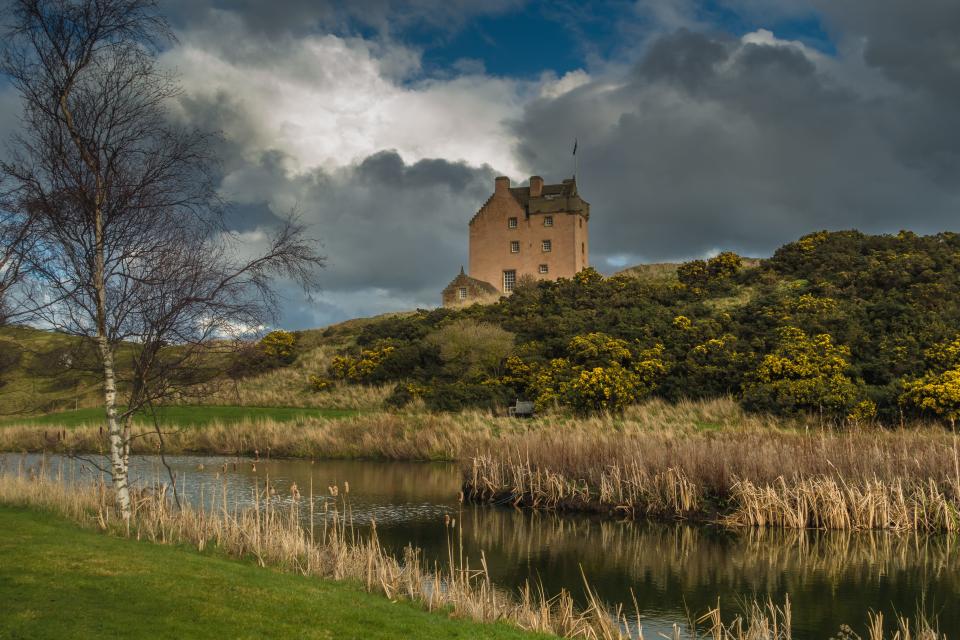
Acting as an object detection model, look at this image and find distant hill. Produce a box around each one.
[614,262,681,284]
[0,325,104,416]
[614,258,761,285]
[0,311,401,417]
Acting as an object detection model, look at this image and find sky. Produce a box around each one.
[4,0,960,329]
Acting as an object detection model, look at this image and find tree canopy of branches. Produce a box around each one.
[0,0,324,517]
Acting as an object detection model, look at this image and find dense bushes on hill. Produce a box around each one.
[323,230,960,423]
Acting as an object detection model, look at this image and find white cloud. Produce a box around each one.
[162,16,528,178]
[539,70,591,99]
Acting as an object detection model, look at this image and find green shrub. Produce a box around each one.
[422,381,513,413]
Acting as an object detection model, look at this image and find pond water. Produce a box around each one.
[3,453,958,639]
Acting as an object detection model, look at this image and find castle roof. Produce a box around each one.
[442,267,499,295]
[509,178,590,217]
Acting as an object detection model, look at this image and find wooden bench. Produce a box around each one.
[508,400,535,418]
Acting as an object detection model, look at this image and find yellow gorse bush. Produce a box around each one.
[744,327,867,417]
[516,334,667,415]
[259,330,296,363]
[329,345,396,383]
[787,293,838,315]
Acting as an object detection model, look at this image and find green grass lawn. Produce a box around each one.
[0,405,359,429]
[0,506,545,639]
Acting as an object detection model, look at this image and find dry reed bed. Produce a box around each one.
[462,425,960,531]
[0,470,946,640]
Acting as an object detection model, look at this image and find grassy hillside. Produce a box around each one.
[613,262,682,284]
[302,231,960,424]
[0,405,358,429]
[0,311,405,419]
[614,258,760,284]
[0,326,106,416]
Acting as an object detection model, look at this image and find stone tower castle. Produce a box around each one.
[442,175,590,306]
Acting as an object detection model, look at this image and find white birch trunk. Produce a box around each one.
[97,334,131,519]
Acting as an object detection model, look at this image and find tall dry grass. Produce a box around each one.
[0,410,504,459]
[0,398,811,459]
[0,467,946,640]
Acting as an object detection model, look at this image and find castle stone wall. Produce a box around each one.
[468,177,588,292]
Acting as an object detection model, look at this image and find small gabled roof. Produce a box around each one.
[442,267,498,295]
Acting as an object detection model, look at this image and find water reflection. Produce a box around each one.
[3,453,956,639]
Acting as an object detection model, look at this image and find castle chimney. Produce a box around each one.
[495,176,511,194]
[529,176,544,197]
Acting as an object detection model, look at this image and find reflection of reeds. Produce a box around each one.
[462,506,960,601]
[0,470,945,639]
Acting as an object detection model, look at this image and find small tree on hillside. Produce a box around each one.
[0,0,324,518]
[425,318,514,381]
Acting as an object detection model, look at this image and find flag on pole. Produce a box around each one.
[572,138,578,155]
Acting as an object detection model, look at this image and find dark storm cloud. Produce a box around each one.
[214,144,497,327]
[511,23,960,268]
[637,29,732,90]
[811,1,960,182]
[812,0,960,103]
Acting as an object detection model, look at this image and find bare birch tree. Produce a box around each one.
[0,206,32,324]
[0,0,324,518]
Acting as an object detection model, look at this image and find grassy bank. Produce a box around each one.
[0,506,544,640]
[0,472,947,639]
[3,397,959,531]
[0,404,359,429]
[0,397,785,458]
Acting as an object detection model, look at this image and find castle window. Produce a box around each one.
[458,287,467,300]
[542,240,552,252]
[582,242,585,255]
[510,240,520,253]
[502,270,516,293]
[508,217,518,229]
[539,264,549,274]
[544,216,553,227]
[579,218,582,228]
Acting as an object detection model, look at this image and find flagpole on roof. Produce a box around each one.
[572,137,578,180]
